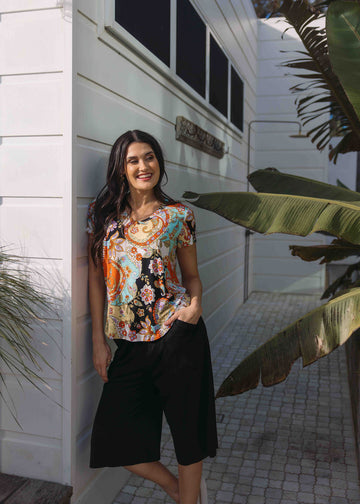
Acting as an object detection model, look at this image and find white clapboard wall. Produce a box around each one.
[253,18,328,294]
[0,0,73,490]
[0,0,258,502]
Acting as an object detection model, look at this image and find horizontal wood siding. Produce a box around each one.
[0,0,71,486]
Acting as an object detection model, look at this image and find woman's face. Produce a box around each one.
[124,142,160,193]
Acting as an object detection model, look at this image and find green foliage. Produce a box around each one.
[327,2,360,120]
[249,167,360,203]
[183,168,360,397]
[276,0,360,161]
[0,247,59,425]
[249,168,360,297]
[183,190,360,245]
[184,1,360,399]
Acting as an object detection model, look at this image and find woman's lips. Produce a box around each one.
[137,173,152,180]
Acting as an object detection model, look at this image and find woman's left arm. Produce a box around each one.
[165,244,203,325]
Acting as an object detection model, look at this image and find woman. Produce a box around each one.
[87,130,217,504]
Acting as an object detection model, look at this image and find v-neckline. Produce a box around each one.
[126,204,164,224]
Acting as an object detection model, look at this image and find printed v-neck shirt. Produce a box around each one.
[87,201,196,341]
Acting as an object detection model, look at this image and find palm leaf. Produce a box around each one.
[327,1,360,120]
[289,238,360,263]
[216,287,360,398]
[183,191,360,245]
[248,168,360,203]
[329,131,360,163]
[276,0,360,157]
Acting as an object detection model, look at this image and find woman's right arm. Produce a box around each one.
[88,238,112,382]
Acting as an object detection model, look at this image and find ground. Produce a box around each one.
[113,292,360,504]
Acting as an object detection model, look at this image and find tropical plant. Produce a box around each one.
[249,168,360,298]
[182,0,360,399]
[276,0,360,162]
[0,247,59,426]
[183,168,360,397]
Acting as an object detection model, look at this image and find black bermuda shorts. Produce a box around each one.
[90,317,218,467]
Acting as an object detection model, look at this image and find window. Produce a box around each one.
[107,0,244,133]
[231,66,244,132]
[176,0,206,97]
[209,35,228,117]
[115,0,171,66]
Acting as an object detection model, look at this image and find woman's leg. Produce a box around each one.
[124,461,180,503]
[178,461,202,504]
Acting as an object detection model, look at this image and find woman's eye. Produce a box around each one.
[146,156,154,161]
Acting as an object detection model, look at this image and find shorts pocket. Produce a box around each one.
[174,318,198,329]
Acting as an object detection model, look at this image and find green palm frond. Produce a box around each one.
[327,1,360,120]
[276,0,360,159]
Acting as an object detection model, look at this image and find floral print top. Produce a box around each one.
[87,201,196,341]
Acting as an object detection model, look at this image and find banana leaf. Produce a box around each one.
[183,191,360,245]
[248,168,360,203]
[216,287,360,397]
[290,238,360,263]
[327,1,360,120]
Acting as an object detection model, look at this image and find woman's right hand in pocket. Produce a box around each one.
[92,337,112,382]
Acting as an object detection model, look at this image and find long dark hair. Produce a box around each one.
[90,130,175,263]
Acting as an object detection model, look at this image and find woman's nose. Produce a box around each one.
[139,159,148,170]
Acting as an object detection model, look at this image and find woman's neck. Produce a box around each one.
[128,190,159,211]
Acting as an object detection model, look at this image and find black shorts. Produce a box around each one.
[90,317,218,467]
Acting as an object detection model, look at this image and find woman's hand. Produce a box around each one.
[165,303,202,326]
[92,337,112,382]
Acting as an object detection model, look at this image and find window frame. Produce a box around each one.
[103,0,244,135]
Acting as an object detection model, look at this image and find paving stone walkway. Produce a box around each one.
[113,292,360,504]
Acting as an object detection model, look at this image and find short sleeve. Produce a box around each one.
[177,206,196,248]
[86,200,96,235]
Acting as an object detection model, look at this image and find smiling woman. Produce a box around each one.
[125,142,160,199]
[87,130,218,504]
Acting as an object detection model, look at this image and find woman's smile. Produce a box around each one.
[137,172,153,181]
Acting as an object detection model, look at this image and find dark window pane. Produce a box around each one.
[115,0,170,66]
[209,35,228,117]
[231,67,244,131]
[176,0,206,97]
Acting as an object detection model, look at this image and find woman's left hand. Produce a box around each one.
[165,304,202,326]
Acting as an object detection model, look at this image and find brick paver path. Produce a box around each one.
[114,292,360,503]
